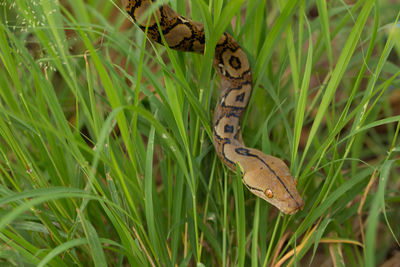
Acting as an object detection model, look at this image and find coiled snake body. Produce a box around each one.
[126,0,304,214]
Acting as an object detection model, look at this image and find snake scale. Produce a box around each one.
[126,0,304,214]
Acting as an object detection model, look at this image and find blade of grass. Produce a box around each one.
[77,210,107,267]
[364,160,393,267]
[233,165,246,267]
[292,15,312,172]
[144,124,162,265]
[316,0,333,67]
[300,0,375,167]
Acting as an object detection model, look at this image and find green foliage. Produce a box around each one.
[0,0,399,266]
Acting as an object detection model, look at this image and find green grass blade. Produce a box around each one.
[364,160,393,267]
[233,165,246,267]
[76,212,108,267]
[301,0,374,165]
[292,15,312,172]
[316,0,333,67]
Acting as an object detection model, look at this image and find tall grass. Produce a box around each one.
[1,0,399,266]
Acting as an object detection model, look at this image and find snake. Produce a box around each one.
[126,0,304,214]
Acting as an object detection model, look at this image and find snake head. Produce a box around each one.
[240,151,304,214]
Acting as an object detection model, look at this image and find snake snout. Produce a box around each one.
[284,196,305,215]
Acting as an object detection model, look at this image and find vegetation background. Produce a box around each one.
[0,0,399,266]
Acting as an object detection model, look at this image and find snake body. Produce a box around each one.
[126,0,304,214]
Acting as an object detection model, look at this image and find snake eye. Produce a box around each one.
[264,189,273,198]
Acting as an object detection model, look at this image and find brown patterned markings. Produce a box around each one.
[222,84,251,108]
[229,56,241,69]
[220,49,249,78]
[126,0,304,215]
[133,1,158,26]
[164,24,193,47]
[214,115,240,141]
